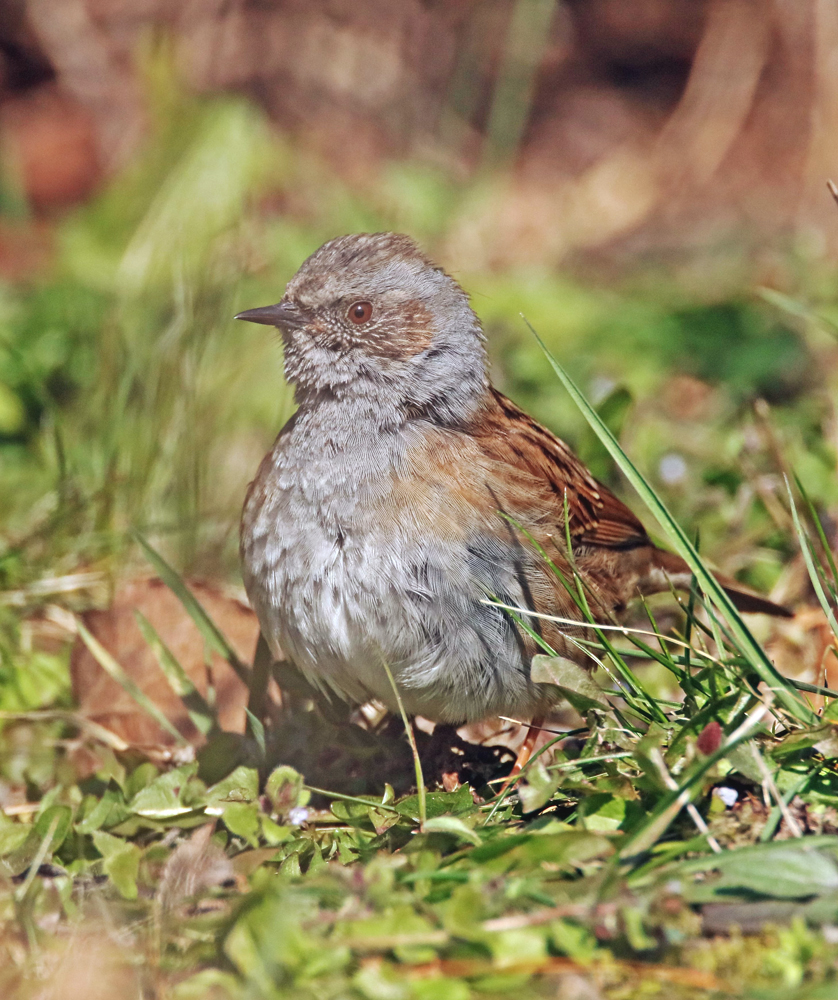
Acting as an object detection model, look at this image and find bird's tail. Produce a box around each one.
[650,548,793,618]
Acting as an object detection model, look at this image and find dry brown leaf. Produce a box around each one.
[70,576,261,748]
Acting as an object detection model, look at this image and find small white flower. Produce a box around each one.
[288,806,310,826]
[714,786,738,808]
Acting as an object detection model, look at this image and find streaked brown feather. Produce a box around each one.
[467,390,790,618]
[478,389,649,551]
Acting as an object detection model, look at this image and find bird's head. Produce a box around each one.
[236,232,488,424]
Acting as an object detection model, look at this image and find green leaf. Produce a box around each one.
[488,927,549,966]
[441,885,487,939]
[770,727,828,759]
[422,815,481,845]
[413,979,470,1000]
[550,919,598,961]
[76,781,131,833]
[725,744,765,783]
[622,904,657,951]
[516,759,560,814]
[129,763,202,818]
[353,962,412,1000]
[205,766,259,809]
[684,845,838,902]
[531,654,610,712]
[10,808,68,897]
[396,785,474,822]
[619,717,768,859]
[260,816,292,846]
[341,904,442,949]
[92,830,141,899]
[470,830,612,873]
[580,794,626,833]
[0,814,29,859]
[266,765,309,816]
[34,805,73,852]
[244,708,266,757]
[205,767,260,845]
[125,762,159,799]
[221,802,260,847]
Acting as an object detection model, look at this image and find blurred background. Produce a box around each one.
[1,0,838,695]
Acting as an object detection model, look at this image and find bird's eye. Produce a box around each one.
[347,300,373,324]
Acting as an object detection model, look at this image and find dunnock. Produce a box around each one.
[237,233,788,731]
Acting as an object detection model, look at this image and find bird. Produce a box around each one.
[236,232,790,773]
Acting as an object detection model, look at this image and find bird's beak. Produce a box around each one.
[234,300,305,331]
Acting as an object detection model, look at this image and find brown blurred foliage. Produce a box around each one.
[1,0,837,260]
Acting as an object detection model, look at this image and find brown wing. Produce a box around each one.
[478,389,650,551]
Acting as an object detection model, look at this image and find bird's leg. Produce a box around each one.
[499,716,544,794]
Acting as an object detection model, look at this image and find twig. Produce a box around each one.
[749,742,804,838]
[303,785,400,815]
[1,803,40,816]
[480,599,726,667]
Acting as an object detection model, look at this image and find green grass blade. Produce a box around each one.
[14,813,61,904]
[244,708,266,758]
[303,786,400,815]
[757,286,838,342]
[133,610,217,737]
[758,772,812,843]
[496,512,664,721]
[134,532,252,686]
[75,618,186,744]
[525,318,815,725]
[790,676,838,700]
[499,602,560,657]
[381,661,426,828]
[571,576,668,724]
[794,474,838,597]
[246,633,273,737]
[785,477,838,637]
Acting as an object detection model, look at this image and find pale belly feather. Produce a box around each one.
[241,444,549,723]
